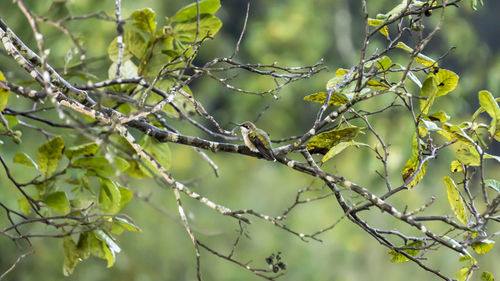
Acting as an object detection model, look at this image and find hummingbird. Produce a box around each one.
[231,121,276,161]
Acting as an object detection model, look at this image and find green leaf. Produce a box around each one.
[439,123,475,144]
[139,134,171,173]
[89,231,106,259]
[73,156,115,178]
[322,141,369,163]
[17,196,31,215]
[76,232,90,260]
[99,179,122,214]
[172,0,221,22]
[113,217,142,232]
[472,240,495,254]
[429,69,459,97]
[401,135,427,188]
[174,14,222,42]
[124,31,147,59]
[13,152,38,169]
[419,76,438,114]
[65,142,99,159]
[108,60,138,79]
[455,142,480,166]
[118,185,133,210]
[306,127,361,154]
[107,37,132,62]
[0,115,18,130]
[374,56,392,70]
[303,92,349,106]
[0,71,9,111]
[367,18,389,38]
[131,8,156,34]
[480,272,494,281]
[478,90,500,137]
[63,236,80,276]
[36,136,65,177]
[94,230,120,268]
[114,156,130,172]
[388,241,424,263]
[484,179,500,193]
[456,266,472,281]
[443,176,468,225]
[44,192,71,215]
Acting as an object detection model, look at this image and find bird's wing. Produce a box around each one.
[248,134,276,161]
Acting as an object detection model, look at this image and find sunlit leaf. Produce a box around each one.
[108,60,138,79]
[36,136,65,177]
[174,14,222,42]
[472,240,495,254]
[172,0,221,22]
[321,141,369,163]
[478,90,500,137]
[0,115,18,130]
[455,266,472,281]
[480,272,494,281]
[443,176,468,225]
[455,142,480,166]
[375,56,393,70]
[306,127,361,154]
[429,69,459,97]
[44,192,71,215]
[13,152,38,169]
[425,110,450,122]
[0,71,9,111]
[396,42,437,67]
[63,236,80,276]
[419,76,438,114]
[303,92,349,106]
[131,8,156,34]
[367,18,389,38]
[450,160,463,173]
[113,217,142,232]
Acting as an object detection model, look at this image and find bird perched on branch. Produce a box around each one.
[231,121,276,161]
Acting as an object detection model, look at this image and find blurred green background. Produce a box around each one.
[1,0,499,280]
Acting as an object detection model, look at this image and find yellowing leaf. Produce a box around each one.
[401,135,427,188]
[455,142,480,166]
[455,266,472,281]
[450,160,463,173]
[303,92,349,106]
[472,240,495,254]
[480,272,494,281]
[0,71,9,111]
[429,69,459,97]
[396,42,437,67]
[18,196,31,215]
[368,18,389,38]
[443,176,468,225]
[306,127,361,154]
[36,136,65,177]
[419,76,438,114]
[425,110,450,122]
[478,90,500,137]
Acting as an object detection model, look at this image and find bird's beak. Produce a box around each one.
[230,122,242,126]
